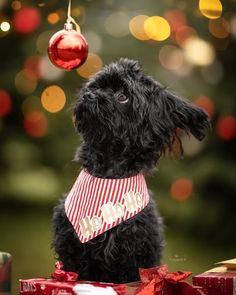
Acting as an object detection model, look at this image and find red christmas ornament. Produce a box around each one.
[48,22,88,71]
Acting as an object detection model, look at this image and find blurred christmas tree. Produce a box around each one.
[0,0,236,246]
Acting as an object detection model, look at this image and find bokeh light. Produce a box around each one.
[38,56,64,81]
[11,0,21,10]
[23,111,48,138]
[47,12,60,25]
[0,21,10,32]
[144,16,171,41]
[170,178,193,201]
[181,134,205,156]
[105,12,130,37]
[129,15,149,41]
[199,0,223,19]
[216,116,236,141]
[209,17,230,39]
[72,6,83,17]
[164,9,187,33]
[13,6,41,34]
[41,85,66,113]
[175,26,198,47]
[77,53,103,78]
[83,31,103,53]
[159,45,184,71]
[183,37,215,66]
[0,90,12,117]
[15,69,37,95]
[24,55,41,79]
[194,96,215,117]
[230,16,236,38]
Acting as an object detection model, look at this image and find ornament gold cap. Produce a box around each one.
[64,22,73,31]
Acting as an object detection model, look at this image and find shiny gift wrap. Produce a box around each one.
[0,252,11,295]
[193,258,236,295]
[134,265,206,295]
[19,262,127,295]
[19,262,205,295]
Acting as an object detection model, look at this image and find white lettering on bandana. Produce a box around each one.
[65,169,149,243]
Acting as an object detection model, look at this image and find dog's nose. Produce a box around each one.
[83,92,96,102]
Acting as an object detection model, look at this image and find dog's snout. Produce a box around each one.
[83,92,96,102]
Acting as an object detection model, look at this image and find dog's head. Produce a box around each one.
[74,58,210,169]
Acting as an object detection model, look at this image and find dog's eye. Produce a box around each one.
[117,94,129,104]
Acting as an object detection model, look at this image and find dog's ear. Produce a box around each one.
[164,88,210,140]
[148,86,210,149]
[162,89,210,140]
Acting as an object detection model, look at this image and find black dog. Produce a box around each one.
[53,58,210,284]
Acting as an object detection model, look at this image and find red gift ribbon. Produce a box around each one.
[51,261,78,282]
[135,265,204,295]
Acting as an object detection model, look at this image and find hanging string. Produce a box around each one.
[66,0,81,32]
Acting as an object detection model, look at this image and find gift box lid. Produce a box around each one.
[205,258,236,273]
[215,258,236,271]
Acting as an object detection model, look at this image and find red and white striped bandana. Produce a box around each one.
[65,169,149,243]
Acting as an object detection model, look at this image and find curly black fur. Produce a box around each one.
[53,58,210,283]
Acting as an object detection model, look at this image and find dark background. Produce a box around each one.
[0,0,235,294]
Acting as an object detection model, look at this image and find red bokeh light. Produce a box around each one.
[170,178,193,201]
[23,111,48,138]
[164,9,187,33]
[13,7,41,34]
[0,90,12,117]
[216,116,236,141]
[194,96,215,117]
[175,25,197,46]
[24,55,41,79]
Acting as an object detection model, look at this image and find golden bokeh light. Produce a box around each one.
[129,15,149,41]
[41,85,66,113]
[183,37,215,66]
[77,53,103,78]
[199,0,222,19]
[47,12,60,25]
[209,17,230,39]
[159,45,184,71]
[0,21,10,32]
[15,70,37,95]
[144,16,171,41]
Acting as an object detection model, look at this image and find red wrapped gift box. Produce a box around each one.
[19,278,127,295]
[19,262,206,295]
[0,252,11,295]
[193,258,236,295]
